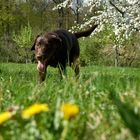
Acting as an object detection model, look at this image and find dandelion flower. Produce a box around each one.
[0,112,12,125]
[22,103,49,119]
[61,103,79,120]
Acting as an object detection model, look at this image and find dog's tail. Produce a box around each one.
[74,24,98,39]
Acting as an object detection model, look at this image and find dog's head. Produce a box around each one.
[31,32,62,72]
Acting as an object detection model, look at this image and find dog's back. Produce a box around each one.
[54,29,78,49]
[54,29,80,64]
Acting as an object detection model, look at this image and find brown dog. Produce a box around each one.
[31,25,98,83]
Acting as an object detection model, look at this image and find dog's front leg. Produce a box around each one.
[39,67,47,83]
[58,63,66,79]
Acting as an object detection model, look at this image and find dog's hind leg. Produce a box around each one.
[72,58,80,78]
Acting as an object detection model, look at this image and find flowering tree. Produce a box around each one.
[53,0,83,25]
[53,0,140,66]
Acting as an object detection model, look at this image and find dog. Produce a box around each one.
[31,25,98,83]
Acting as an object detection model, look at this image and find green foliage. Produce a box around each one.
[111,91,140,138]
[0,63,140,139]
[79,26,112,66]
[0,0,16,32]
[79,25,140,67]
[12,24,33,63]
[13,23,32,49]
[79,24,113,66]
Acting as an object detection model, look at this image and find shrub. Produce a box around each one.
[12,23,33,63]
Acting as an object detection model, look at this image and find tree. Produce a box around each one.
[0,0,17,44]
[52,0,65,28]
[52,0,83,28]
[54,0,140,66]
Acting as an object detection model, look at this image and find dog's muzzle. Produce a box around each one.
[37,61,45,73]
[36,55,44,61]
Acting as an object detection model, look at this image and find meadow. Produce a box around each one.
[0,63,140,140]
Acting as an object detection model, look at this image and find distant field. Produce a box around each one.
[0,63,140,140]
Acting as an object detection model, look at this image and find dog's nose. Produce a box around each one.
[36,55,43,60]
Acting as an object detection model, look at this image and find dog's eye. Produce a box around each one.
[36,43,39,47]
[37,41,41,46]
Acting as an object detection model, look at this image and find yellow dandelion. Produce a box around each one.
[0,111,12,125]
[22,103,49,119]
[61,103,79,120]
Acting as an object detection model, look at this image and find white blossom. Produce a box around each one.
[53,0,140,44]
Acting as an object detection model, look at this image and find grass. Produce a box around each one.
[0,63,140,140]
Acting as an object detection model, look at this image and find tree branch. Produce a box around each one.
[52,0,58,4]
[109,1,125,17]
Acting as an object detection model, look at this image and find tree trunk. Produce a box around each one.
[53,0,65,28]
[76,0,79,24]
[114,45,119,67]
[58,7,64,28]
[66,8,70,29]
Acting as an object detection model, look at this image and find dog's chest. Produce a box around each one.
[47,55,68,68]
[48,57,58,67]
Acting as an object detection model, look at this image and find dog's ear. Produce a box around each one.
[31,35,40,51]
[31,42,35,50]
[51,34,62,42]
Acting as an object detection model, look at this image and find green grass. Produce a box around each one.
[0,63,140,140]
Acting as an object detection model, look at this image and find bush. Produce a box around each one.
[12,23,33,63]
[80,37,102,66]
[79,26,140,68]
